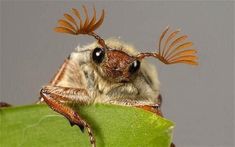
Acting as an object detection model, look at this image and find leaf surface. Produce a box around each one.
[0,104,174,147]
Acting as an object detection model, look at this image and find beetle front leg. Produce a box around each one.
[136,94,163,117]
[40,86,96,147]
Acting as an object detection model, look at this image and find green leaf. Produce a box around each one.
[0,104,174,147]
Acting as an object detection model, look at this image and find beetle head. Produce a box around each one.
[92,47,140,83]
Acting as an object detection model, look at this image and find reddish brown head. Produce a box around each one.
[92,47,140,83]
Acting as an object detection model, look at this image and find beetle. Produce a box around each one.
[39,5,197,147]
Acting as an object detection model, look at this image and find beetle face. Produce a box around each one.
[92,47,141,83]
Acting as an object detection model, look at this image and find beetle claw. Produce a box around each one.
[69,119,85,132]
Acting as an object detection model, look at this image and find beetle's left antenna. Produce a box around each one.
[137,27,198,65]
[54,5,106,48]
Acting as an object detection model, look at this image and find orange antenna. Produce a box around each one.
[54,5,106,48]
[137,27,198,65]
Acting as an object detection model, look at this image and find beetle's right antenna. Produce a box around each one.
[54,5,107,48]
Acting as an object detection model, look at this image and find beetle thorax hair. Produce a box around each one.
[56,38,160,106]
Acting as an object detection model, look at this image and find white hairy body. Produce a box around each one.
[52,39,160,106]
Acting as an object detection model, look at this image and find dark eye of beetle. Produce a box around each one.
[92,47,105,64]
[129,60,140,74]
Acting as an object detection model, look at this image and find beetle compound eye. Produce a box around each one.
[129,60,140,74]
[92,47,105,64]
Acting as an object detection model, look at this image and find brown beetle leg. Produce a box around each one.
[0,102,12,108]
[136,94,164,117]
[136,104,163,117]
[40,86,96,147]
[157,94,162,108]
[171,142,176,147]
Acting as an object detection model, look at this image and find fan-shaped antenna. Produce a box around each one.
[137,26,198,65]
[54,5,106,48]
